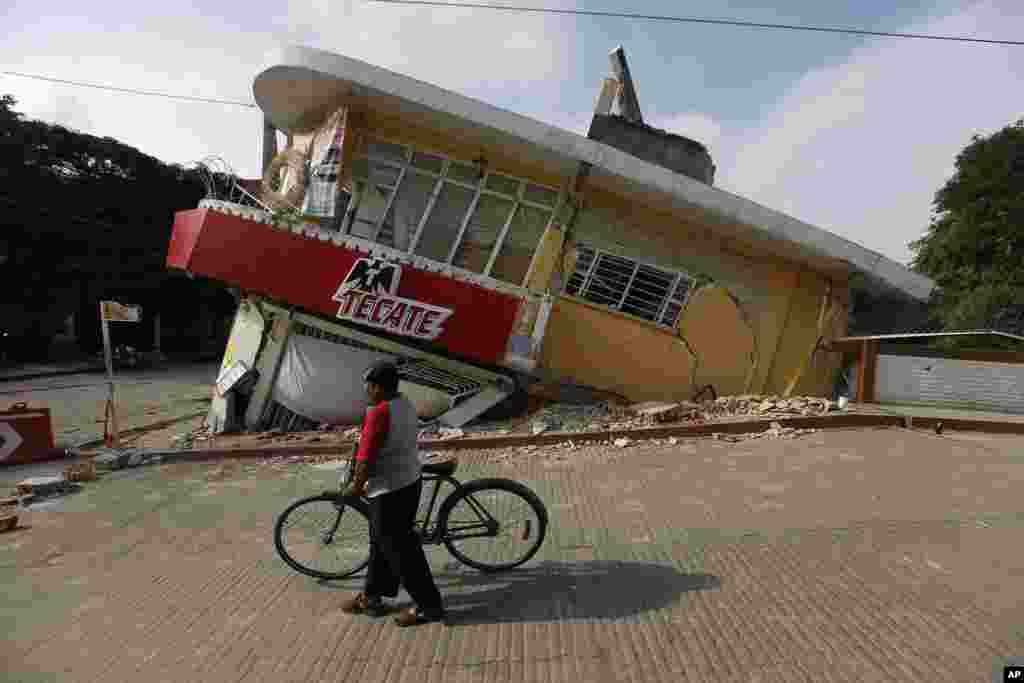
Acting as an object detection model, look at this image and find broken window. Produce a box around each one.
[565,244,693,328]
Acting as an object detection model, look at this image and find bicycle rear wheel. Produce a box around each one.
[274,494,371,580]
[438,478,548,572]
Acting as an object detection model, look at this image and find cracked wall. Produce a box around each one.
[539,186,850,403]
[262,104,850,404]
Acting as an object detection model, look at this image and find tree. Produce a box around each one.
[0,95,236,361]
[910,119,1024,343]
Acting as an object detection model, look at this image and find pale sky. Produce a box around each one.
[3,0,1022,264]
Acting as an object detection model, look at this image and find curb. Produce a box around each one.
[70,411,211,452]
[901,415,1024,435]
[87,413,909,465]
[0,365,107,383]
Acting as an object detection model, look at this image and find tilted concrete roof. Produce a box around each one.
[254,45,935,301]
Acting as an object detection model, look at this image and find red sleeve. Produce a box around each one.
[355,401,390,466]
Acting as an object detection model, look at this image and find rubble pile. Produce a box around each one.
[172,424,214,449]
[524,395,833,435]
[326,426,362,440]
[702,395,832,420]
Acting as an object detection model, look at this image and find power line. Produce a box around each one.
[0,70,257,108]
[368,0,1024,46]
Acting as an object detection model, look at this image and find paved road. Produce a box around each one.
[0,363,220,447]
[2,427,1022,682]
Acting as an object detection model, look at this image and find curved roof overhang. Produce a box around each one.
[254,45,935,301]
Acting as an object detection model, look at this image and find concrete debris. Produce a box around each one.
[527,402,617,434]
[317,422,355,433]
[437,427,465,440]
[613,437,633,448]
[16,476,68,497]
[418,423,440,440]
[93,447,165,470]
[628,401,700,424]
[64,461,97,482]
[531,417,561,435]
[713,422,819,443]
[172,424,214,449]
[703,395,832,419]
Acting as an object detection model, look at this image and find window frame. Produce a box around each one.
[567,243,694,329]
[341,136,564,288]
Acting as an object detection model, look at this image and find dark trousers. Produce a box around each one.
[365,478,443,609]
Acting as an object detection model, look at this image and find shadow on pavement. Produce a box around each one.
[433,560,720,625]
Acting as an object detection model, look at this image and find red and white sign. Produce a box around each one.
[0,404,56,467]
[166,208,524,365]
[332,259,454,340]
[0,423,24,462]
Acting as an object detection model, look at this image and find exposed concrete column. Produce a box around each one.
[244,309,294,429]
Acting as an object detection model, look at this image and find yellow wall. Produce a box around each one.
[676,284,756,396]
[541,188,851,402]
[540,297,695,403]
[294,107,851,402]
[764,270,850,397]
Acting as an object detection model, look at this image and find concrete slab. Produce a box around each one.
[1,427,1021,681]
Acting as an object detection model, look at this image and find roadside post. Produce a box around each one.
[99,301,142,448]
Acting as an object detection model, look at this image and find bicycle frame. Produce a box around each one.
[416,471,498,545]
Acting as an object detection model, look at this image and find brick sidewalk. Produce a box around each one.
[2,428,1022,682]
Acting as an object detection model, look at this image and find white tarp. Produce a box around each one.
[271,334,452,425]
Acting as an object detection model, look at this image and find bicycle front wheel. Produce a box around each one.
[274,494,371,580]
[438,478,548,572]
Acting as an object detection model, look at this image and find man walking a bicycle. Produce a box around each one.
[340,360,447,626]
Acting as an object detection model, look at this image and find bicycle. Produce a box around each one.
[274,455,549,580]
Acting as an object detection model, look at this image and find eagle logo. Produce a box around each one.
[337,258,401,296]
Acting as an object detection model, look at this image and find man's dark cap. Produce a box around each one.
[363,360,400,388]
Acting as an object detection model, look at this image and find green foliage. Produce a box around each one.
[0,95,235,360]
[910,119,1024,338]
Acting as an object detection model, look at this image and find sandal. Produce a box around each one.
[341,592,388,617]
[394,605,446,627]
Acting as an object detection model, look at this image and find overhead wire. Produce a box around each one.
[0,3,1016,113]
[368,0,1024,47]
[0,70,257,108]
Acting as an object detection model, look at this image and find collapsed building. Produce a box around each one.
[164,45,935,432]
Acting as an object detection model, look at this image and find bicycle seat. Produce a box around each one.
[422,457,458,476]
